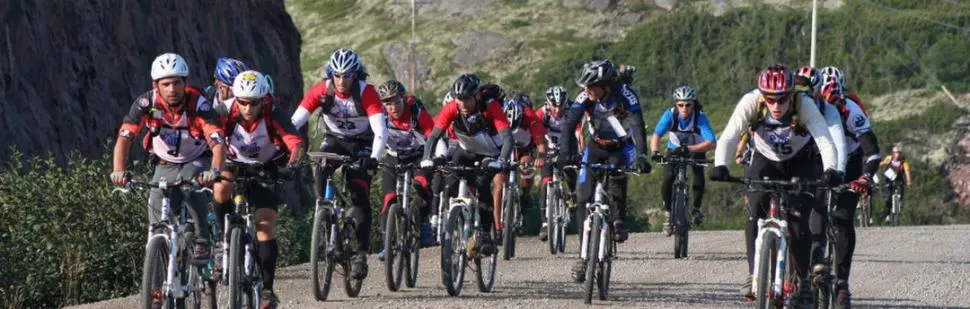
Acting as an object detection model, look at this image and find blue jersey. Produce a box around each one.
[653,108,716,150]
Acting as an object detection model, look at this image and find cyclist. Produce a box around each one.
[650,85,716,236]
[557,60,652,282]
[420,73,514,255]
[205,57,250,110]
[110,53,226,265]
[501,92,549,235]
[795,66,823,100]
[536,85,584,241]
[375,80,441,257]
[879,146,912,221]
[290,48,385,280]
[211,70,305,308]
[709,64,842,303]
[810,78,883,308]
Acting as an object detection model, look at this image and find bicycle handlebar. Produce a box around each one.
[112,178,209,194]
[658,156,713,166]
[718,176,853,194]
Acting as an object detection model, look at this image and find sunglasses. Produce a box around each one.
[676,103,693,108]
[763,95,789,105]
[236,99,260,106]
[333,73,356,81]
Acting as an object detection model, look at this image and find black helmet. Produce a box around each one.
[575,60,617,88]
[545,85,568,106]
[451,73,481,98]
[377,80,407,101]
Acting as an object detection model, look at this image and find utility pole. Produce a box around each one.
[810,0,818,67]
[409,0,416,94]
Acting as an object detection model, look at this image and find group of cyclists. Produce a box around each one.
[110,49,914,309]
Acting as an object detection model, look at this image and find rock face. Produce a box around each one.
[654,0,679,11]
[451,31,509,68]
[382,41,432,91]
[564,0,618,11]
[0,0,303,161]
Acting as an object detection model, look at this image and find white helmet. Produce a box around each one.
[327,48,362,75]
[232,70,271,99]
[819,66,845,88]
[672,85,698,101]
[151,53,190,80]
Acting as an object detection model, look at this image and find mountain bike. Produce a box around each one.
[718,176,834,309]
[501,160,529,261]
[886,182,904,227]
[578,162,636,304]
[380,161,422,292]
[658,154,711,258]
[855,186,872,228]
[812,184,852,309]
[545,159,576,255]
[437,162,500,297]
[307,152,367,301]
[114,177,212,309]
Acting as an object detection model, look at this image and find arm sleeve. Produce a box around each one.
[713,92,759,167]
[499,128,514,161]
[800,96,838,171]
[524,107,547,146]
[423,128,445,160]
[119,96,150,136]
[418,108,436,137]
[194,99,227,146]
[292,82,327,129]
[652,109,673,137]
[858,132,882,176]
[698,112,717,143]
[625,109,647,155]
[559,102,587,158]
[368,113,387,159]
[822,103,847,172]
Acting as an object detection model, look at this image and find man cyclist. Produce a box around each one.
[556,60,652,283]
[500,92,548,236]
[420,73,514,255]
[290,48,386,280]
[809,78,883,308]
[709,64,842,306]
[650,85,716,236]
[536,85,584,242]
[375,80,441,257]
[879,146,912,222]
[212,71,305,308]
[205,57,250,110]
[110,53,226,266]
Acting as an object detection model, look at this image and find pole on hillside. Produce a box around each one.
[409,0,417,95]
[810,0,818,67]
[941,85,965,108]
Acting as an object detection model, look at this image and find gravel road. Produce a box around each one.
[70,225,970,308]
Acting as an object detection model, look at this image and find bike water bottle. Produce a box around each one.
[324,179,335,200]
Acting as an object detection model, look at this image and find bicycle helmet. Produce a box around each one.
[377,80,407,101]
[892,146,901,153]
[820,66,845,87]
[819,79,844,104]
[232,70,271,100]
[451,73,481,98]
[214,57,250,85]
[795,66,822,92]
[545,85,568,106]
[327,48,362,75]
[503,96,525,129]
[757,64,795,96]
[575,60,617,88]
[672,85,698,101]
[151,53,190,81]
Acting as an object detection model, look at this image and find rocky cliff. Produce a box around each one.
[0,0,302,161]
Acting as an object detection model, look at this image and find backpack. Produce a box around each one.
[665,106,703,134]
[846,92,869,116]
[224,96,280,142]
[751,92,807,135]
[478,83,506,109]
[141,87,209,152]
[317,78,365,115]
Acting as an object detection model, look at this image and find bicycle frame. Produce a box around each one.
[578,164,623,263]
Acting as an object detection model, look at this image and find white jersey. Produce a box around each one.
[320,84,371,137]
[385,119,426,157]
[751,118,814,161]
[840,98,872,154]
[150,93,211,164]
[227,119,279,164]
[714,90,838,170]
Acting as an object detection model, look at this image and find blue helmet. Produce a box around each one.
[214,57,250,85]
[503,93,529,128]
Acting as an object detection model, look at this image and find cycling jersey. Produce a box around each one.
[433,97,511,157]
[714,90,838,170]
[220,98,304,165]
[505,103,547,149]
[535,106,583,149]
[291,78,387,158]
[652,107,717,150]
[573,85,642,142]
[385,97,435,158]
[119,87,224,164]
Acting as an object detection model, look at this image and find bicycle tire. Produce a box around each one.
[555,192,568,253]
[891,194,902,226]
[342,220,363,298]
[384,203,404,292]
[405,201,421,288]
[141,235,169,309]
[177,231,202,309]
[546,183,558,255]
[584,214,602,305]
[755,232,780,309]
[441,205,466,296]
[673,186,690,259]
[475,227,498,293]
[227,228,245,309]
[597,223,613,301]
[310,207,335,301]
[502,186,515,261]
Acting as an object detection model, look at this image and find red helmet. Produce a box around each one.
[795,65,822,91]
[758,64,794,96]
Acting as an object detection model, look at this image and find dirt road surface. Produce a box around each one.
[71,225,970,308]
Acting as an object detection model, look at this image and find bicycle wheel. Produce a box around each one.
[502,186,515,261]
[476,227,498,293]
[441,205,467,296]
[584,214,602,304]
[856,194,869,228]
[384,203,404,292]
[597,223,613,301]
[141,236,169,309]
[227,227,245,309]
[310,207,335,301]
[342,220,363,298]
[555,191,568,253]
[177,232,202,309]
[405,201,421,288]
[755,231,780,309]
[891,194,902,226]
[546,183,558,255]
[673,186,690,259]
